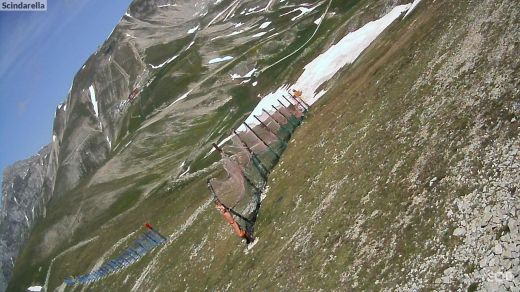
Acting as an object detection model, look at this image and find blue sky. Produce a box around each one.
[0,1,132,193]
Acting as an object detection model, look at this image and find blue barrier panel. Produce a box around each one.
[128,246,142,258]
[64,226,167,286]
[143,231,160,245]
[148,230,167,243]
[134,237,148,250]
[132,244,148,256]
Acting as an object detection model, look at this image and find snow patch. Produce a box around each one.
[205,134,234,157]
[314,15,324,25]
[259,21,271,29]
[252,81,258,86]
[238,85,292,130]
[234,22,244,28]
[252,31,268,38]
[244,68,257,78]
[88,85,100,118]
[186,40,196,50]
[245,6,261,15]
[52,135,57,143]
[244,237,260,254]
[230,68,256,80]
[292,4,411,104]
[106,136,112,150]
[228,29,245,36]
[187,25,200,34]
[169,89,193,107]
[150,54,179,69]
[27,286,43,292]
[208,56,233,64]
[180,166,190,177]
[158,3,177,8]
[281,4,319,21]
[405,0,423,18]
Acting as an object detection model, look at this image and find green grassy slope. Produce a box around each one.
[92,1,518,291]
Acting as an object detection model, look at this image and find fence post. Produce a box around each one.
[243,122,280,159]
[277,100,300,126]
[271,105,297,127]
[233,130,269,179]
[283,94,307,113]
[253,115,284,141]
[288,91,310,109]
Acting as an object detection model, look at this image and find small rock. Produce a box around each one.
[505,271,514,281]
[503,249,513,259]
[453,227,466,237]
[494,243,503,255]
[508,219,518,235]
[501,258,512,270]
[484,281,499,291]
[481,212,492,227]
[513,258,520,268]
[513,265,520,277]
[480,257,488,268]
[500,233,511,243]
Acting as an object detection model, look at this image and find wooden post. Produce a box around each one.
[233,129,269,178]
[262,109,282,127]
[277,100,300,126]
[283,94,307,113]
[244,122,280,159]
[212,142,223,154]
[271,105,297,127]
[288,90,310,109]
[253,115,284,141]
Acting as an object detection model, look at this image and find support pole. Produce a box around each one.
[212,143,223,154]
[282,94,306,114]
[278,100,300,126]
[233,130,269,178]
[271,105,297,128]
[262,109,283,128]
[254,115,284,141]
[288,91,310,109]
[243,122,280,159]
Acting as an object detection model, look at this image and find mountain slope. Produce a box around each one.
[3,0,519,291]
